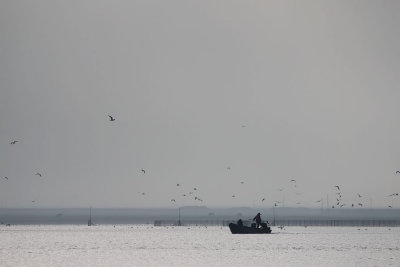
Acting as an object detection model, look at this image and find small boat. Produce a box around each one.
[229,222,272,234]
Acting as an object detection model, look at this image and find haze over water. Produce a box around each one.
[1,0,400,209]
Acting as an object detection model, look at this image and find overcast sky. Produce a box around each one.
[1,0,399,208]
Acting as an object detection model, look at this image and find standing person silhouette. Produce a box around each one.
[253,213,262,228]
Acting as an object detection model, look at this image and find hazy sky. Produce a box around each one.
[1,0,399,208]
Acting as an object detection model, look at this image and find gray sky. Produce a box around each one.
[1,0,399,208]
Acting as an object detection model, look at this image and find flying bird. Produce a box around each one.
[315,199,322,203]
[240,181,244,184]
[261,198,266,202]
[108,115,115,121]
[290,179,296,182]
[388,205,392,208]
[35,173,42,177]
[3,177,8,180]
[171,199,176,202]
[232,195,236,198]
[388,193,399,197]
[193,188,197,191]
[396,171,400,174]
[358,203,363,206]
[334,186,340,190]
[176,184,180,186]
[357,194,362,198]
[10,140,18,144]
[141,169,146,174]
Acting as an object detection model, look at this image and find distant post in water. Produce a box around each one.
[178,207,182,226]
[88,207,92,226]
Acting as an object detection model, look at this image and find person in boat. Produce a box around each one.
[253,212,262,228]
[237,219,243,226]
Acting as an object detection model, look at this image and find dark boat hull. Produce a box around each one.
[229,223,272,234]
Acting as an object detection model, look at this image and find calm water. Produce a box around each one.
[0,225,399,266]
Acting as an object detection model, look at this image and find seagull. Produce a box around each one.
[396,171,400,174]
[171,199,176,202]
[334,186,340,190]
[357,193,362,198]
[261,198,266,202]
[3,177,8,180]
[141,169,146,174]
[10,140,18,144]
[315,199,322,203]
[290,179,296,182]
[108,115,115,121]
[358,203,363,206]
[35,173,42,177]
[340,204,345,207]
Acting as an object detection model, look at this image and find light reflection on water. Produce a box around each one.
[0,225,399,266]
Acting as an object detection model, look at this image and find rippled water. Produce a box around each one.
[0,225,399,266]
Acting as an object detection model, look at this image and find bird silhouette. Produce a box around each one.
[358,203,363,206]
[3,177,8,180]
[10,140,18,144]
[290,179,296,182]
[315,199,322,203]
[240,181,244,184]
[387,193,399,197]
[261,198,266,202]
[193,188,197,191]
[108,115,115,121]
[388,205,392,208]
[334,186,340,190]
[357,193,362,198]
[176,184,180,186]
[232,195,236,198]
[141,169,146,174]
[35,173,42,177]
[171,199,176,202]
[396,171,400,174]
